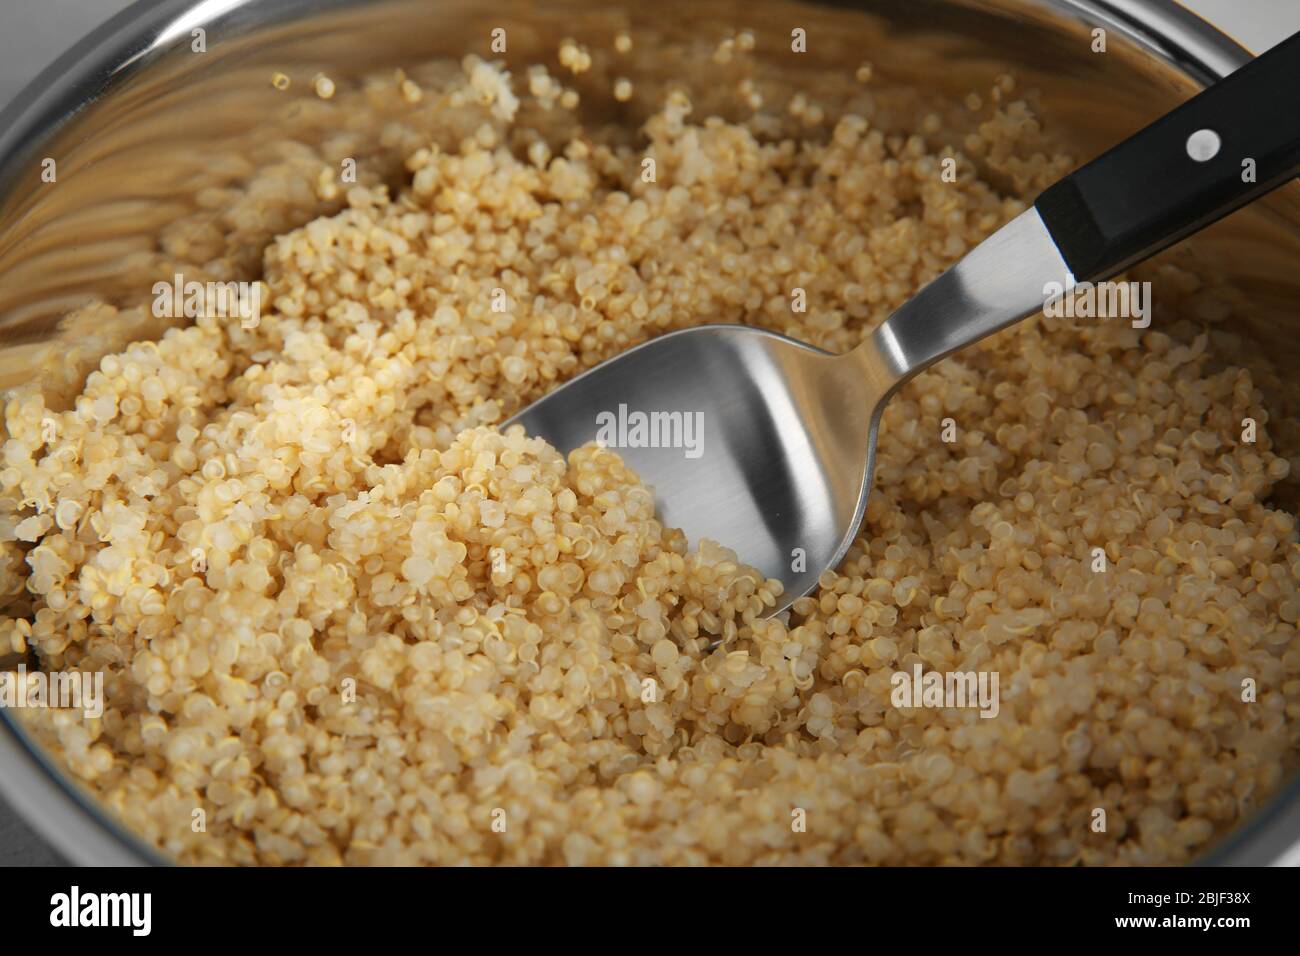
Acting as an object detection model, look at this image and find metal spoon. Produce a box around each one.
[508,31,1300,614]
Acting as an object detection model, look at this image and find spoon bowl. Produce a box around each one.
[507,323,885,607]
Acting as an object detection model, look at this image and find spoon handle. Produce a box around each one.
[870,30,1300,387]
[1036,29,1300,282]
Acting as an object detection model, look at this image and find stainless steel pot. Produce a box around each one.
[1,0,1297,866]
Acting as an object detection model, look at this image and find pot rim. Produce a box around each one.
[0,0,1287,867]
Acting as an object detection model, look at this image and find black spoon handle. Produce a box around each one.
[1035,30,1300,282]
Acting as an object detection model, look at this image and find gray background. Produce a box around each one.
[1,0,1298,866]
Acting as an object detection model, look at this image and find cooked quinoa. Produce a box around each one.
[1,40,1298,866]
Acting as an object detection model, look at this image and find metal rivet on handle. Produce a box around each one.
[1186,128,1221,162]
